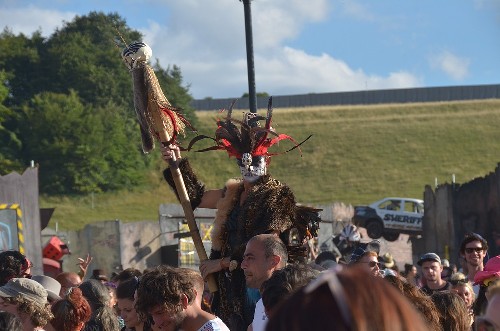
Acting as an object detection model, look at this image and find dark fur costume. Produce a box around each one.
[163,158,205,210]
[163,159,319,331]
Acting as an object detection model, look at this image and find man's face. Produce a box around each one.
[463,240,486,267]
[241,240,277,289]
[149,305,184,331]
[421,261,443,282]
[238,155,267,183]
[357,254,380,277]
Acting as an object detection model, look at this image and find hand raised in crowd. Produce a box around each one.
[77,253,93,279]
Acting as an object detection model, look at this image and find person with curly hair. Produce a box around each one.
[0,278,54,330]
[135,266,229,331]
[48,287,91,331]
[0,250,32,286]
[176,268,210,311]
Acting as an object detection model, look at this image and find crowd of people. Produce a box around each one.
[0,229,499,331]
[1,93,500,330]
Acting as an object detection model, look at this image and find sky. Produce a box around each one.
[1,0,499,99]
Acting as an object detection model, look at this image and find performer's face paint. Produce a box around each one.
[238,154,267,183]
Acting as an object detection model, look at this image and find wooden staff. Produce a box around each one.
[130,64,218,292]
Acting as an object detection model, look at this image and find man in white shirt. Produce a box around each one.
[241,234,288,331]
[135,266,230,331]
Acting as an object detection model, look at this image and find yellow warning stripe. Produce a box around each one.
[0,204,24,254]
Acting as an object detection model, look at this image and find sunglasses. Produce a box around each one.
[450,279,468,286]
[475,316,500,331]
[359,261,381,268]
[465,247,484,254]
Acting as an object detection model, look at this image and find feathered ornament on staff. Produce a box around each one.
[121,42,194,153]
[120,41,217,292]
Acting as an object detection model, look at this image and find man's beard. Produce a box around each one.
[172,310,185,331]
[155,310,185,331]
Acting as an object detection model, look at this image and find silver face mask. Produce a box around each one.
[238,154,267,182]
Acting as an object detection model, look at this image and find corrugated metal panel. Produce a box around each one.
[191,84,500,110]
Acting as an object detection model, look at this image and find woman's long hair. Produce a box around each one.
[79,279,119,331]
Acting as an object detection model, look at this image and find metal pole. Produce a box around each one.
[242,0,257,113]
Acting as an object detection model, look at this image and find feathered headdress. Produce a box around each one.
[188,97,310,160]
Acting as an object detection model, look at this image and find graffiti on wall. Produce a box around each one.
[0,205,22,253]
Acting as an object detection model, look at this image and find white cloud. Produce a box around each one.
[252,0,330,47]
[0,5,75,36]
[255,47,420,96]
[429,51,470,81]
[0,0,421,99]
[143,0,419,98]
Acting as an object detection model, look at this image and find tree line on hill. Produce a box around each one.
[0,12,197,195]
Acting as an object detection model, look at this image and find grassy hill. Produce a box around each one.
[41,99,500,230]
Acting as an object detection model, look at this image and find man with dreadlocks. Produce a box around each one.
[161,98,319,331]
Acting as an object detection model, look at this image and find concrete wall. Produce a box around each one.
[55,201,414,277]
[0,167,43,275]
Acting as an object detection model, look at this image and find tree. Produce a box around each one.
[0,28,46,106]
[43,12,141,110]
[0,11,197,193]
[20,91,147,194]
[0,70,22,174]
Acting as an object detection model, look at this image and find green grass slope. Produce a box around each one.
[41,99,500,230]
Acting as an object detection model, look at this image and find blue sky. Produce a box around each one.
[1,0,499,99]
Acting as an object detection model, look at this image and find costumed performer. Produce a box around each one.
[161,98,320,331]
